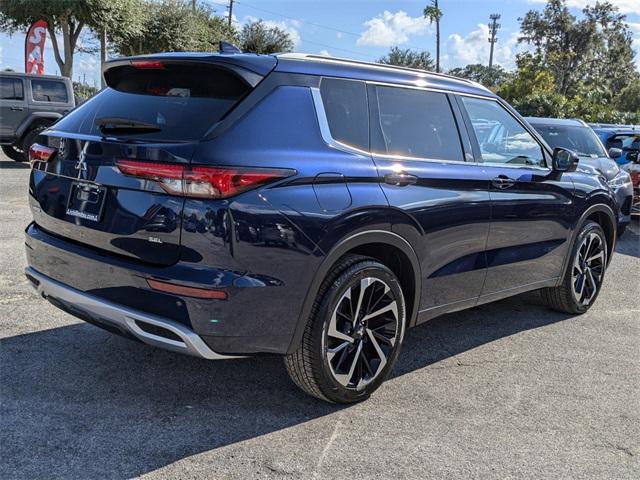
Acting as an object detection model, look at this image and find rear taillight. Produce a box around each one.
[115,160,294,199]
[29,143,56,163]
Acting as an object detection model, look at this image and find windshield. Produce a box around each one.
[51,63,251,142]
[534,125,606,158]
[605,134,640,150]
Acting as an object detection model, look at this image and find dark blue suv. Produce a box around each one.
[25,53,618,403]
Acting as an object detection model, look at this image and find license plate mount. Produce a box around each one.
[65,182,106,222]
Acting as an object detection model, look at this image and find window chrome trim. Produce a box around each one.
[312,82,552,171]
[457,94,553,172]
[311,86,371,157]
[312,85,480,166]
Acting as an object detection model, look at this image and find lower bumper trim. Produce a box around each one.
[25,267,242,360]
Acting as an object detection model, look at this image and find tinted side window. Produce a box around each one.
[461,97,544,167]
[320,78,368,150]
[0,77,24,100]
[374,86,464,161]
[31,79,68,103]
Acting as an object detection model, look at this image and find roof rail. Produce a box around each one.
[277,52,475,85]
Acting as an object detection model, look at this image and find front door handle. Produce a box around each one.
[10,107,24,111]
[384,172,418,187]
[491,175,516,189]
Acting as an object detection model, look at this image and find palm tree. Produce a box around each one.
[424,0,443,73]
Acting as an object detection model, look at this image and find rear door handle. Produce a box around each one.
[384,172,418,187]
[491,175,516,189]
[10,107,24,111]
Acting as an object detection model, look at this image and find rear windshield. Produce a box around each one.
[52,63,252,141]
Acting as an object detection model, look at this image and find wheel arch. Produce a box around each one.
[16,112,61,138]
[286,229,421,354]
[557,202,617,287]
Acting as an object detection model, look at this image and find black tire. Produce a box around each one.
[1,144,26,162]
[20,125,49,157]
[540,221,608,314]
[285,254,406,403]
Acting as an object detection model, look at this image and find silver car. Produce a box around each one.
[527,117,633,235]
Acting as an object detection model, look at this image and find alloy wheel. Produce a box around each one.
[324,277,400,390]
[571,232,606,307]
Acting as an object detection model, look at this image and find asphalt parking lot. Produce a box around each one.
[1,153,638,479]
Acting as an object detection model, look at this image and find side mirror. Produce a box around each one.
[552,147,579,172]
[608,147,622,159]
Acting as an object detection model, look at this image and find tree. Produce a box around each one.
[497,53,556,103]
[518,0,637,97]
[110,0,236,56]
[73,81,98,103]
[239,20,294,54]
[378,47,434,71]
[447,64,511,88]
[613,80,640,114]
[423,0,443,73]
[0,0,144,78]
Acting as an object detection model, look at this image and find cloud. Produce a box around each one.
[629,22,640,65]
[318,49,331,57]
[443,24,526,70]
[528,0,640,14]
[357,10,431,47]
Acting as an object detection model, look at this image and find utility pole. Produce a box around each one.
[227,0,234,28]
[192,0,196,13]
[433,0,440,73]
[100,28,107,88]
[488,14,501,69]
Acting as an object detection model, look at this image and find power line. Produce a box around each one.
[233,0,430,56]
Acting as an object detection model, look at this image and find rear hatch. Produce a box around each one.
[29,54,275,266]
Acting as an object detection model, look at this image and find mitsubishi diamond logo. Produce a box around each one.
[74,142,88,177]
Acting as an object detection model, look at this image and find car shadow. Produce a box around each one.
[0,293,570,479]
[615,223,639,258]
[0,160,30,169]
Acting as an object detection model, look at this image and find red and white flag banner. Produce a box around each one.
[25,20,48,75]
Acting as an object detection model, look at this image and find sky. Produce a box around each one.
[0,0,638,86]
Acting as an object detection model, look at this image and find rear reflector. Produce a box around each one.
[116,159,294,199]
[147,279,228,300]
[29,143,56,163]
[131,60,165,69]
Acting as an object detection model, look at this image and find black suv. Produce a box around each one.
[0,71,75,161]
[25,53,618,403]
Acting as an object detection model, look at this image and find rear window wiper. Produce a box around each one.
[96,117,162,134]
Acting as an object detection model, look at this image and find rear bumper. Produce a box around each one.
[25,267,240,360]
[25,221,315,355]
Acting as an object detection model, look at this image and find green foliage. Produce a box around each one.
[498,1,640,123]
[73,81,98,103]
[447,64,511,88]
[0,0,145,77]
[497,53,556,101]
[518,0,637,97]
[613,81,640,114]
[238,20,294,54]
[110,1,236,56]
[378,47,435,71]
[423,1,443,23]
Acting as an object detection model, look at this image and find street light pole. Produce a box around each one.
[488,13,501,69]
